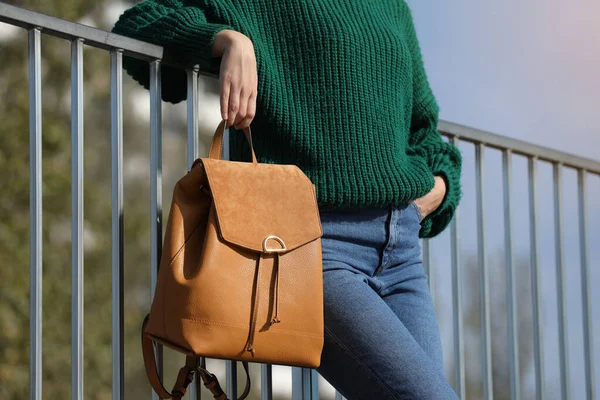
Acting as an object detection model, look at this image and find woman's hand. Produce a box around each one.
[413,176,446,220]
[212,29,258,129]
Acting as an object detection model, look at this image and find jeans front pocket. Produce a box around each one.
[409,201,424,223]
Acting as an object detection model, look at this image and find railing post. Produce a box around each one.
[111,49,125,400]
[185,65,203,400]
[423,239,433,302]
[553,163,570,400]
[227,361,238,400]
[578,169,595,400]
[528,157,544,400]
[28,26,43,400]
[187,66,200,166]
[261,364,273,400]
[70,37,85,400]
[149,59,163,400]
[475,143,493,399]
[292,368,319,400]
[450,136,465,399]
[502,149,520,400]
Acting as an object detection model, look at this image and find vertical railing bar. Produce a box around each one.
[423,239,433,303]
[186,66,202,400]
[224,126,234,396]
[221,124,237,400]
[553,163,570,400]
[261,364,273,400]
[187,66,199,167]
[305,369,318,399]
[149,59,163,400]
[528,157,544,400]
[227,361,238,400]
[293,368,318,400]
[578,169,595,400]
[70,37,85,400]
[503,149,520,400]
[111,49,125,400]
[475,143,493,399]
[223,125,230,160]
[28,27,42,400]
[450,137,465,399]
[292,367,310,400]
[292,367,302,400]
[552,163,570,400]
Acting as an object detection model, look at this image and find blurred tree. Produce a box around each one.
[0,0,165,398]
[443,252,536,399]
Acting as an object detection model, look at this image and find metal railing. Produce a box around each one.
[1,2,598,399]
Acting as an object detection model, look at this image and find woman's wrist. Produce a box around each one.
[212,29,248,57]
[414,176,446,219]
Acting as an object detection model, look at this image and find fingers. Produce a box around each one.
[220,73,241,128]
[220,72,241,128]
[234,88,249,128]
[220,73,231,124]
[221,78,257,130]
[218,33,258,129]
[236,91,256,130]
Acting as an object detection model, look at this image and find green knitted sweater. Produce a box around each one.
[112,0,462,238]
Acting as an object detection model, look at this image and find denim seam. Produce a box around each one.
[324,326,399,400]
[376,209,399,275]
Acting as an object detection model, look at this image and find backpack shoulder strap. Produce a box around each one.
[141,315,251,400]
[141,315,196,399]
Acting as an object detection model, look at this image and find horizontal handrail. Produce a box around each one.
[0,2,163,61]
[439,121,600,175]
[2,3,599,176]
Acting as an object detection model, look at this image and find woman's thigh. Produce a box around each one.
[317,264,457,400]
[317,205,457,399]
[379,263,445,375]
[375,203,445,373]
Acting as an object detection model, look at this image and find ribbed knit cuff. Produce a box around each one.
[418,144,462,238]
[161,8,234,75]
[112,5,233,103]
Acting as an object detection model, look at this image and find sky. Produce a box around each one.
[408,0,600,160]
[407,0,600,397]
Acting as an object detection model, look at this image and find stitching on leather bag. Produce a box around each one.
[203,161,322,250]
[167,223,204,270]
[180,317,323,338]
[164,189,205,340]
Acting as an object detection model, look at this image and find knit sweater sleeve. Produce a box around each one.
[402,5,462,238]
[111,0,234,103]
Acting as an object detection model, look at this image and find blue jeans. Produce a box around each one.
[316,203,458,400]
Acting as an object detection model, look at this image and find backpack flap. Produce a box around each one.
[201,158,322,253]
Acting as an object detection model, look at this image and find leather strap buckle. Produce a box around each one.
[262,235,287,253]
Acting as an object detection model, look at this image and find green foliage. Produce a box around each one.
[0,1,161,398]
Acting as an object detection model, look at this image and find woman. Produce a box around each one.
[113,1,461,398]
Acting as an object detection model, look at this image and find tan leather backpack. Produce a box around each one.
[141,120,324,399]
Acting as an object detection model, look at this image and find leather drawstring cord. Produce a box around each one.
[245,253,263,357]
[270,253,281,326]
[245,252,282,357]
